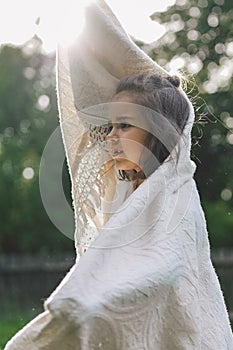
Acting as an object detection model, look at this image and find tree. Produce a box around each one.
[0,37,73,253]
[147,0,233,246]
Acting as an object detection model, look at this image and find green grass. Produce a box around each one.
[0,314,31,349]
[0,304,42,349]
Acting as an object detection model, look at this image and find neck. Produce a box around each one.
[134,177,144,190]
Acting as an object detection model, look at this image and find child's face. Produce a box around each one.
[107,92,148,172]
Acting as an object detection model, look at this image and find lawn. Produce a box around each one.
[0,305,41,349]
[1,315,30,349]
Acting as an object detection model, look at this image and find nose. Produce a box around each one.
[107,125,119,140]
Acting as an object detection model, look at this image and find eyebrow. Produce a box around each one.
[115,116,134,122]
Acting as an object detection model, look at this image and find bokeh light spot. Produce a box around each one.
[23,67,36,80]
[187,30,200,41]
[37,94,50,111]
[23,167,34,180]
[208,13,219,27]
[20,119,31,133]
[221,188,232,201]
[189,7,201,17]
[226,132,233,145]
[226,42,233,57]
[225,117,233,129]
[4,127,14,138]
[214,0,224,5]
[215,43,225,54]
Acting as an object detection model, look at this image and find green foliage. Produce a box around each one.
[203,200,233,246]
[148,0,233,247]
[0,37,73,253]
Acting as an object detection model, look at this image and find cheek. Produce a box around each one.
[120,133,147,162]
[120,139,144,155]
[119,125,144,138]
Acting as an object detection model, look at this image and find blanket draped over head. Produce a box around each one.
[5,0,233,349]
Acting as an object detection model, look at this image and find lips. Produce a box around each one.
[109,148,124,158]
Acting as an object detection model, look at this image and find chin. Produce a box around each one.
[115,159,140,172]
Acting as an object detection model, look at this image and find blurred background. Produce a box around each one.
[0,0,232,347]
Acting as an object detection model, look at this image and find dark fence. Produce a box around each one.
[0,253,75,316]
[0,251,232,322]
[211,250,233,322]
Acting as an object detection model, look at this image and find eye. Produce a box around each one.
[107,122,113,134]
[119,123,132,129]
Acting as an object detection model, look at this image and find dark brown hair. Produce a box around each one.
[112,73,190,180]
